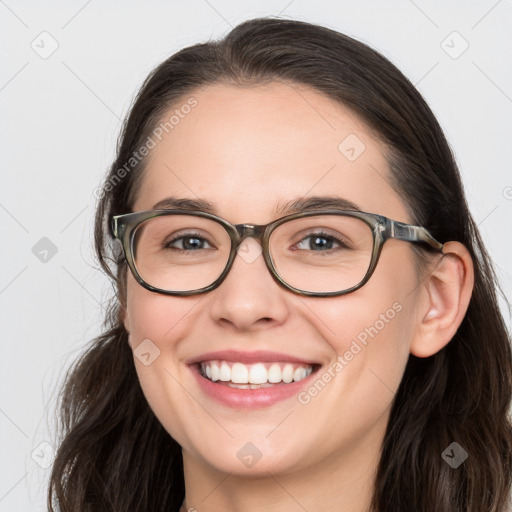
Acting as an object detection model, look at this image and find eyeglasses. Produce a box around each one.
[110,209,443,297]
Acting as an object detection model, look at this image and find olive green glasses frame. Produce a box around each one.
[110,209,443,298]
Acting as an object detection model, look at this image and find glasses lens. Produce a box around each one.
[132,214,231,292]
[269,214,374,293]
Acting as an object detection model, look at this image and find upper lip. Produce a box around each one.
[186,350,320,366]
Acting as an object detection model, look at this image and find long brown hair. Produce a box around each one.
[48,17,512,511]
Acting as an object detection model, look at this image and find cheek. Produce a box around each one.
[291,290,417,458]
[123,276,198,406]
[124,274,202,344]
[124,276,205,443]
[304,294,414,400]
[301,244,420,388]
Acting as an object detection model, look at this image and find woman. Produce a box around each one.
[48,17,512,511]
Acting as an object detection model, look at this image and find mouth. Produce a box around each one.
[186,350,322,409]
[188,350,322,408]
[197,360,316,389]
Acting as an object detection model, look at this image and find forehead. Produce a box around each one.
[133,82,409,223]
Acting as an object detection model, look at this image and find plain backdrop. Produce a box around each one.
[1,1,511,509]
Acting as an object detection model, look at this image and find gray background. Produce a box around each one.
[1,1,511,509]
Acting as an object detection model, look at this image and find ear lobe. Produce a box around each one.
[410,241,474,358]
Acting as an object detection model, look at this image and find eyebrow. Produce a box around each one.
[275,196,362,215]
[152,196,216,212]
[151,195,362,216]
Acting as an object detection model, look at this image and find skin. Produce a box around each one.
[123,82,474,512]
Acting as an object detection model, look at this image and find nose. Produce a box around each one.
[208,238,290,332]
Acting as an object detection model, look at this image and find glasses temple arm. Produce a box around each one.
[110,216,126,239]
[388,220,443,251]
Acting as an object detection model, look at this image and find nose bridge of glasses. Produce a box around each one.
[235,223,267,245]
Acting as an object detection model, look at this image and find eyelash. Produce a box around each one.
[164,232,214,250]
[293,231,349,251]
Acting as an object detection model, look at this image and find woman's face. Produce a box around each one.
[124,82,423,477]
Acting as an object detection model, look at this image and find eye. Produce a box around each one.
[164,233,214,251]
[294,231,349,251]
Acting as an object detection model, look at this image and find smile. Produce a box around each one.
[188,350,321,408]
[199,360,314,388]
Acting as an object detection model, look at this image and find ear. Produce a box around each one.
[410,241,474,358]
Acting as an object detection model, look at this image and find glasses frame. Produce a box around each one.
[110,209,443,297]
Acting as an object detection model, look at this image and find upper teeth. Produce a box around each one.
[200,361,313,384]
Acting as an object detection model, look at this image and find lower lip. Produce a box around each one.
[189,364,317,409]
